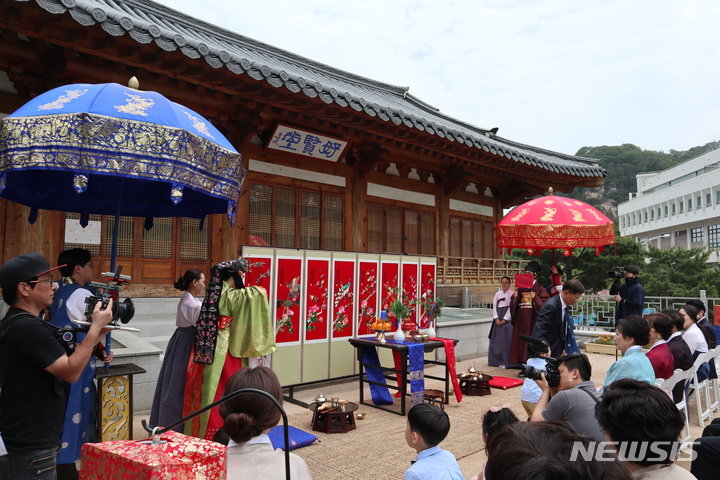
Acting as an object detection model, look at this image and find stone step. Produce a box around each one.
[143,335,171,355]
[130,297,180,317]
[130,315,177,338]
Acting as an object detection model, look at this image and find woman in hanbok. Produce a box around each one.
[487,276,514,367]
[184,259,276,439]
[221,367,312,480]
[150,268,205,431]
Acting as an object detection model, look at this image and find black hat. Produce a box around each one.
[524,261,541,274]
[527,338,550,355]
[0,253,65,288]
[624,264,639,275]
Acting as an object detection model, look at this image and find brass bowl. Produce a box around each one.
[356,412,366,420]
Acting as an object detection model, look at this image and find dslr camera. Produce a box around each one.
[84,266,135,325]
[519,334,560,388]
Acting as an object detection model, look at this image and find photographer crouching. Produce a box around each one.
[0,253,113,480]
[529,351,605,442]
[610,264,645,321]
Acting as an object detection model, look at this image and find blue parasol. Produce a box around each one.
[0,78,246,363]
[0,79,245,242]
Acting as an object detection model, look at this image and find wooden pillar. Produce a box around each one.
[350,172,367,252]
[438,194,450,257]
[1,201,64,265]
[209,212,243,263]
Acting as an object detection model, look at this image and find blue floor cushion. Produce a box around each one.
[268,425,319,450]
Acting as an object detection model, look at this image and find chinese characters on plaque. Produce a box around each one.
[267,124,348,162]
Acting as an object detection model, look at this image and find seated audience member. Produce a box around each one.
[531,353,605,442]
[680,304,711,383]
[680,304,709,358]
[404,403,464,480]
[645,313,675,380]
[604,315,655,387]
[470,405,520,480]
[219,367,312,480]
[484,421,631,480]
[686,299,717,349]
[692,418,720,480]
[661,308,695,403]
[686,299,717,382]
[596,378,695,479]
[661,309,694,371]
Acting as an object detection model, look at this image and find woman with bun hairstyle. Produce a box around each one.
[221,367,312,480]
[150,268,205,431]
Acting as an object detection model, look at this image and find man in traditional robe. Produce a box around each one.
[508,261,549,373]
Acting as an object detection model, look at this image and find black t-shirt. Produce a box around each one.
[0,307,68,452]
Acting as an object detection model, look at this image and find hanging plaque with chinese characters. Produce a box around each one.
[266,124,349,162]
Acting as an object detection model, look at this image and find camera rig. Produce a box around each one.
[74,266,138,332]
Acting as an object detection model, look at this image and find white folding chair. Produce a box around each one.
[660,368,693,443]
[689,351,714,426]
[708,347,720,413]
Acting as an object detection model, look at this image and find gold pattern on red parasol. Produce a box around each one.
[496,188,615,257]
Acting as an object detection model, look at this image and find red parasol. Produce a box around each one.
[496,188,615,257]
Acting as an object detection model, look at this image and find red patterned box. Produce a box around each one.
[79,430,226,479]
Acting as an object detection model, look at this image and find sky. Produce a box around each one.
[153,0,720,157]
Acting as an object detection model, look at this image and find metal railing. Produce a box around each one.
[437,256,525,285]
[573,295,719,333]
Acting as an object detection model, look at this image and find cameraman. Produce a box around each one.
[50,248,113,474]
[612,264,645,320]
[530,353,604,442]
[0,253,113,480]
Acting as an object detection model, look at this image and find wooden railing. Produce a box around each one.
[436,256,526,285]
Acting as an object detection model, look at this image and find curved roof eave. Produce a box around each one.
[27,0,606,180]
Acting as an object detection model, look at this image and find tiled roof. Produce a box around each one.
[26,0,605,178]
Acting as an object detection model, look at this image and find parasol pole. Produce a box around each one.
[105,178,124,371]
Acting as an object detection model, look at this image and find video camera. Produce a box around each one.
[54,267,137,354]
[607,269,624,280]
[82,266,135,326]
[519,334,560,388]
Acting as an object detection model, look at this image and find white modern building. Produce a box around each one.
[618,144,720,263]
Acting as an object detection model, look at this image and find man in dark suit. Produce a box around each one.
[687,299,717,348]
[661,308,694,403]
[531,279,585,358]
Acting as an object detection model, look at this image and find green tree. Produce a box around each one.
[506,236,720,297]
[642,246,720,297]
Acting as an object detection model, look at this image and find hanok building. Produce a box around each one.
[1,0,610,391]
[0,0,605,297]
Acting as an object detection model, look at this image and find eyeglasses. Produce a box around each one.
[27,276,55,284]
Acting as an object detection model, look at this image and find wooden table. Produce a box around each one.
[347,337,458,416]
[308,401,359,433]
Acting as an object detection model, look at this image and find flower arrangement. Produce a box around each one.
[589,333,614,345]
[417,296,445,325]
[388,298,412,323]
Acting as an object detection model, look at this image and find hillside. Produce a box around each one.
[567,143,714,218]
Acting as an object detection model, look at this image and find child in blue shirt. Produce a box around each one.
[520,339,551,420]
[404,403,464,480]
